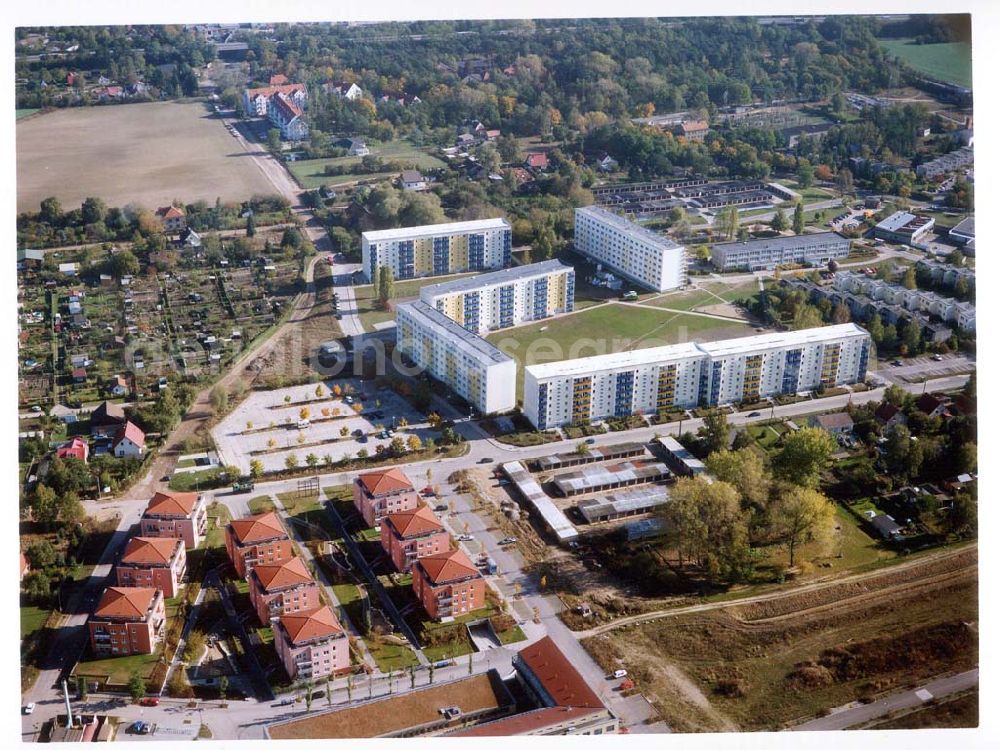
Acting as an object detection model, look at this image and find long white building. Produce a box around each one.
[524,324,871,429]
[395,300,516,415]
[418,260,575,334]
[711,232,852,271]
[361,218,512,282]
[574,206,687,292]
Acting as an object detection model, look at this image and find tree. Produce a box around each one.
[315,384,324,398]
[835,168,854,197]
[771,486,834,567]
[326,678,332,706]
[704,448,770,510]
[306,453,319,467]
[389,436,406,456]
[833,303,851,324]
[575,441,590,455]
[210,386,229,414]
[128,670,147,702]
[219,675,229,701]
[184,630,207,662]
[76,675,88,699]
[82,196,108,225]
[299,407,310,420]
[377,265,395,309]
[947,491,976,537]
[40,196,63,225]
[304,681,313,711]
[285,454,299,470]
[792,201,805,235]
[407,435,422,452]
[26,540,60,569]
[246,213,256,237]
[267,128,281,151]
[773,427,836,488]
[902,268,917,290]
[770,208,788,232]
[796,163,815,189]
[717,206,739,240]
[660,477,750,582]
[901,318,923,355]
[700,412,730,455]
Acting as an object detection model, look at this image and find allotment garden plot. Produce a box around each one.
[212,379,429,474]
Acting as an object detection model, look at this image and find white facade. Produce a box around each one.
[574,206,687,292]
[362,218,512,282]
[396,301,516,415]
[711,232,851,271]
[525,324,871,429]
[418,260,575,334]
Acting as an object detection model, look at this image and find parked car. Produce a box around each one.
[585,437,596,444]
[434,504,449,513]
[748,411,761,417]
[139,697,159,707]
[499,537,517,545]
[477,457,494,464]
[932,354,944,362]
[891,360,903,367]
[22,703,35,715]
[613,669,628,679]
[457,534,473,542]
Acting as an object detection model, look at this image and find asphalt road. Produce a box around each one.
[789,668,978,731]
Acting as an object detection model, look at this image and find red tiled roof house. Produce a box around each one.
[353,468,420,528]
[380,505,449,573]
[140,491,208,549]
[56,436,90,463]
[112,420,145,458]
[273,606,349,681]
[225,512,293,578]
[115,537,186,599]
[412,549,484,620]
[88,587,166,656]
[155,205,187,233]
[249,557,320,626]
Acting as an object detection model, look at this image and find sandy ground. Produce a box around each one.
[16,101,275,212]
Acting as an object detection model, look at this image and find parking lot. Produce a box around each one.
[212,379,429,473]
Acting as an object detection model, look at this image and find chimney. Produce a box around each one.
[62,678,73,727]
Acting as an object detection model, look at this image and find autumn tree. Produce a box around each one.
[704,448,771,511]
[773,427,836,488]
[771,485,835,567]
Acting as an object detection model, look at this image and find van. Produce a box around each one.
[297,419,310,429]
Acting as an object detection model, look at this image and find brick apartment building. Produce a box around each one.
[273,606,349,681]
[225,511,293,578]
[87,587,166,657]
[352,467,420,528]
[139,491,208,549]
[380,505,449,573]
[412,549,485,620]
[248,557,321,626]
[115,537,186,599]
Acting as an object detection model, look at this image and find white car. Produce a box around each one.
[612,669,628,680]
[23,703,35,715]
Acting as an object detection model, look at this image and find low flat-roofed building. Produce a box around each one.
[654,435,707,477]
[711,232,851,271]
[552,460,671,497]
[577,485,670,523]
[267,670,516,739]
[873,211,935,246]
[532,442,647,472]
[502,461,578,545]
[949,216,975,245]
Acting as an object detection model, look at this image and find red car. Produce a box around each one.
[139,697,159,707]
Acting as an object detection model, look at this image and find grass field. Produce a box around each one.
[286,140,447,190]
[20,606,50,640]
[16,101,276,213]
[486,303,751,403]
[16,108,41,120]
[641,281,759,313]
[879,38,972,88]
[73,648,162,685]
[354,272,476,331]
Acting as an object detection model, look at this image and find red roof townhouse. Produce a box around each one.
[155,205,187,234]
[112,420,145,458]
[140,491,208,549]
[225,512,294,579]
[412,549,485,621]
[88,587,166,657]
[56,436,90,463]
[380,505,449,573]
[353,468,420,528]
[273,606,350,681]
[115,537,187,599]
[249,557,321,626]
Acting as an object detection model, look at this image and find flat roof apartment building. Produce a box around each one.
[396,300,517,415]
[418,260,575,334]
[574,206,687,292]
[525,324,871,429]
[711,232,851,271]
[361,218,512,282]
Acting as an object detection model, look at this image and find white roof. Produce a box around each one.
[398,301,512,367]
[576,205,683,250]
[697,323,869,357]
[526,342,704,380]
[362,218,510,243]
[419,260,571,299]
[502,461,578,542]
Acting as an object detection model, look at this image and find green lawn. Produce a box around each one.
[73,648,162,684]
[354,273,476,331]
[20,606,50,640]
[286,140,447,190]
[366,640,420,672]
[879,38,972,88]
[16,108,41,120]
[486,303,752,402]
[498,625,527,645]
[641,281,759,312]
[248,496,276,514]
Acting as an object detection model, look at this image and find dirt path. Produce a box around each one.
[573,543,977,639]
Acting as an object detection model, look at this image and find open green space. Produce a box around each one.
[879,38,972,88]
[366,639,420,672]
[20,606,51,640]
[487,303,752,402]
[16,108,41,120]
[354,272,476,331]
[73,647,162,685]
[641,281,759,313]
[286,140,446,190]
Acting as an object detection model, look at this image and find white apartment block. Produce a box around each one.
[524,324,871,429]
[361,218,512,282]
[574,206,688,292]
[418,260,575,335]
[396,301,516,414]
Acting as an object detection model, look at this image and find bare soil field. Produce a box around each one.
[582,548,977,732]
[16,101,276,213]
